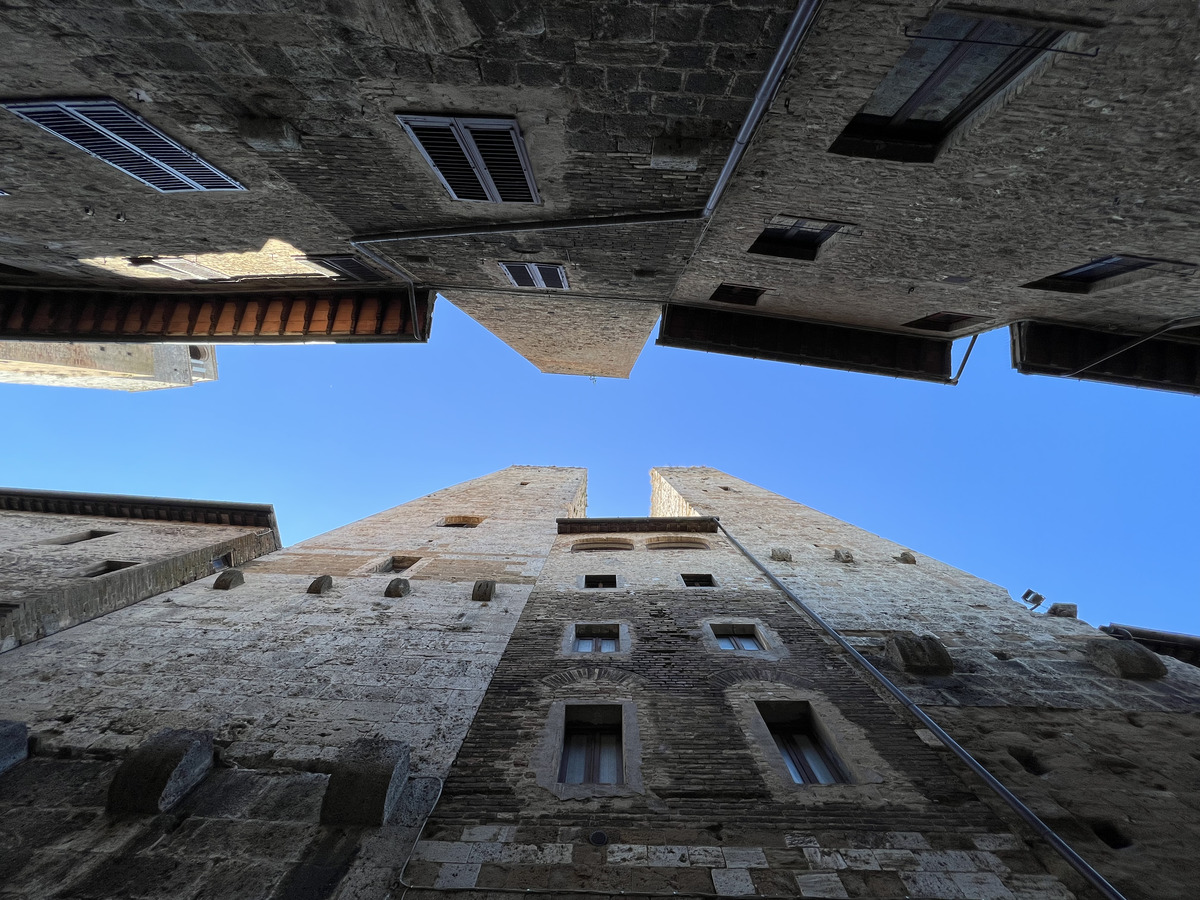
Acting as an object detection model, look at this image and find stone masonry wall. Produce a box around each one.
[0,466,586,899]
[673,0,1200,340]
[405,523,1082,899]
[654,466,1200,900]
[0,511,277,650]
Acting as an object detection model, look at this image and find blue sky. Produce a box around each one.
[2,298,1197,634]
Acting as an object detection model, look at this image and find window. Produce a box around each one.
[3,99,245,192]
[681,573,716,587]
[829,13,1067,162]
[903,311,991,332]
[758,702,847,785]
[573,624,620,653]
[712,624,762,651]
[748,217,852,261]
[382,555,420,574]
[584,574,617,589]
[708,283,764,306]
[558,705,623,785]
[1023,255,1195,294]
[500,262,568,290]
[40,529,116,546]
[211,553,233,571]
[304,255,387,282]
[128,257,228,280]
[572,539,633,552]
[647,537,709,550]
[76,560,138,578]
[397,115,539,203]
[439,515,485,528]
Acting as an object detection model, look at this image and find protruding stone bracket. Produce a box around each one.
[213,569,245,590]
[1085,638,1167,679]
[1046,603,1077,618]
[0,720,29,776]
[886,631,954,676]
[471,580,496,602]
[308,575,334,595]
[896,551,917,564]
[769,548,792,562]
[384,577,411,598]
[107,729,214,815]
[833,547,855,563]
[319,738,410,827]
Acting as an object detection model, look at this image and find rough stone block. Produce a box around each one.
[238,117,302,152]
[212,569,244,590]
[391,774,440,826]
[307,575,334,595]
[1085,638,1167,679]
[471,580,496,602]
[0,720,28,776]
[897,551,917,564]
[650,135,702,171]
[1046,603,1077,618]
[319,737,409,826]
[833,547,855,563]
[886,631,954,676]
[107,729,213,815]
[796,872,850,898]
[712,867,756,896]
[384,577,411,598]
[769,547,793,562]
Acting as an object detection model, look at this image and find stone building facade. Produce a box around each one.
[1,466,1197,899]
[1,1,1196,389]
[0,341,217,391]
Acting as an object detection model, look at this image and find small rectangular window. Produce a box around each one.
[500,262,569,290]
[1023,255,1195,294]
[3,99,245,192]
[385,555,421,574]
[584,574,617,589]
[681,573,716,587]
[397,115,539,203]
[574,624,620,653]
[558,705,623,785]
[76,560,139,578]
[829,12,1067,162]
[40,529,116,546]
[211,553,233,571]
[712,624,762,651]
[903,311,991,332]
[304,255,388,282]
[708,283,764,306]
[758,702,847,785]
[748,218,851,261]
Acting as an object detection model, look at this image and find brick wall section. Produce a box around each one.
[655,466,1200,900]
[410,524,1080,898]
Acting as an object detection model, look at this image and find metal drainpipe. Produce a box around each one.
[715,520,1128,900]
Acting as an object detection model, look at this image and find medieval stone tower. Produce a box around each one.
[0,467,1195,900]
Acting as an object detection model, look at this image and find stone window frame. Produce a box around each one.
[700,617,788,662]
[561,621,633,657]
[578,574,625,590]
[727,687,902,801]
[438,515,486,528]
[534,699,645,799]
[757,700,850,785]
[827,11,1073,163]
